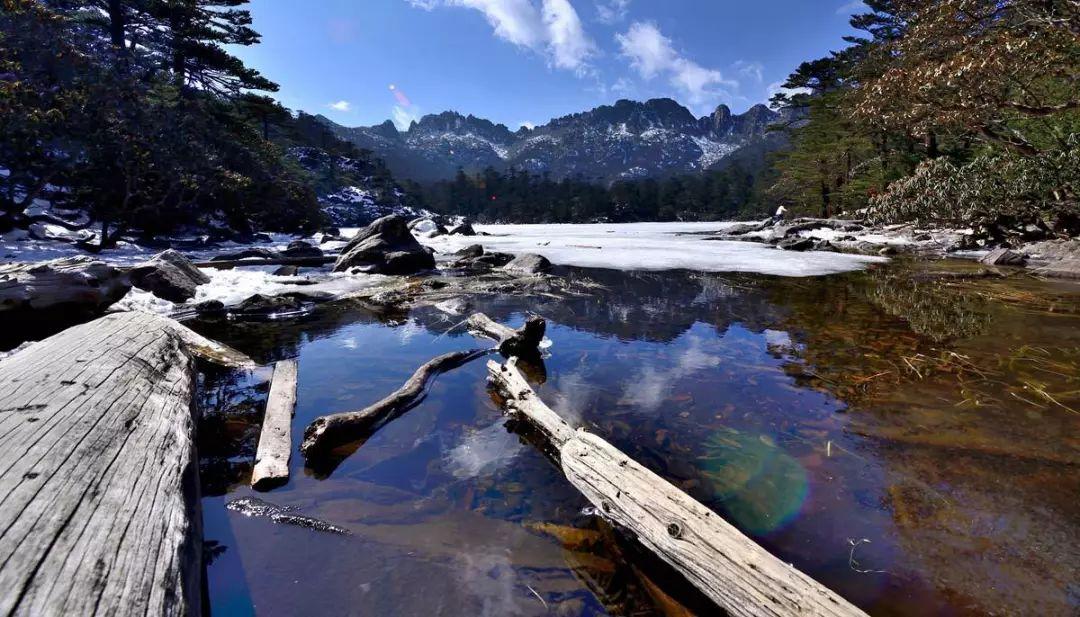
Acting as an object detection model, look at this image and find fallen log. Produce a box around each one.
[300,348,489,458]
[0,311,254,617]
[466,312,547,356]
[487,357,868,617]
[251,359,299,490]
[192,255,336,269]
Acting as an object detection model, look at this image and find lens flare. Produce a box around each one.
[389,84,412,107]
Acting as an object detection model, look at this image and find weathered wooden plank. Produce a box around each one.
[251,360,299,490]
[0,311,252,617]
[487,357,868,617]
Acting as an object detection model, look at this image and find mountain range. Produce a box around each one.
[317,98,790,184]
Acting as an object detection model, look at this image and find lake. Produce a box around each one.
[191,259,1079,616]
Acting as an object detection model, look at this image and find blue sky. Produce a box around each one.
[234,0,865,130]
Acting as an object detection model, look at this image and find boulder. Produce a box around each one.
[408,218,447,238]
[129,250,211,303]
[273,265,300,276]
[449,221,477,236]
[253,232,275,243]
[722,222,765,236]
[195,299,226,316]
[812,240,839,252]
[979,248,1027,267]
[777,236,814,251]
[455,244,485,259]
[502,253,552,274]
[0,256,131,316]
[281,240,323,259]
[333,215,435,275]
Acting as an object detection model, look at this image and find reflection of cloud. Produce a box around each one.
[340,336,359,350]
[455,549,528,617]
[444,420,523,479]
[397,319,424,343]
[621,334,721,411]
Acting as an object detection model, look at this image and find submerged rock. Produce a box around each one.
[229,294,310,319]
[333,214,435,275]
[129,249,210,302]
[449,220,477,236]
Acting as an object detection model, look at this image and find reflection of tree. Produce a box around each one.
[862,271,992,342]
[197,367,269,496]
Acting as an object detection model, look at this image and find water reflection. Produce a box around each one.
[192,262,1080,616]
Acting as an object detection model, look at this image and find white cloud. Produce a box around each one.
[836,0,865,14]
[595,0,630,24]
[616,22,735,108]
[327,100,352,112]
[392,105,421,130]
[518,120,536,129]
[542,0,596,73]
[408,0,594,75]
[733,60,764,84]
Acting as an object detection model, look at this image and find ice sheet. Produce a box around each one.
[416,222,887,277]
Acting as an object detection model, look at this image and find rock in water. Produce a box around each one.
[273,265,300,276]
[210,247,279,262]
[281,240,323,259]
[0,256,130,316]
[502,253,552,274]
[979,248,1027,266]
[449,220,477,236]
[777,236,814,252]
[333,214,435,275]
[455,244,485,259]
[129,249,210,302]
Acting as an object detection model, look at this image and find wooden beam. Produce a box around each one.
[466,312,547,357]
[487,358,868,617]
[192,255,336,269]
[0,312,252,617]
[251,359,299,490]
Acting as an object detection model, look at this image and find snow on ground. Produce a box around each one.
[415,222,888,277]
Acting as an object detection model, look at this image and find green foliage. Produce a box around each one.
[420,164,768,223]
[0,0,326,242]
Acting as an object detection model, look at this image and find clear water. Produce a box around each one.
[192,262,1080,616]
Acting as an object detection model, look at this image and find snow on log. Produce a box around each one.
[466,312,546,357]
[486,357,868,617]
[0,311,253,617]
[301,349,488,458]
[251,359,299,490]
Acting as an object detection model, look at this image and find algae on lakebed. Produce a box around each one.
[193,260,1080,616]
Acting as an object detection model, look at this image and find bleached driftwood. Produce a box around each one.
[467,312,546,356]
[193,255,336,269]
[251,359,299,490]
[487,358,868,617]
[301,349,488,457]
[0,256,130,315]
[0,311,253,617]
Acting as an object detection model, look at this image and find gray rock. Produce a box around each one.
[129,250,209,302]
[333,215,435,275]
[281,240,323,259]
[194,300,225,316]
[1034,257,1080,280]
[455,244,485,259]
[273,265,300,276]
[979,248,1027,267]
[812,240,839,252]
[723,222,765,236]
[502,253,552,274]
[449,221,477,236]
[777,236,815,251]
